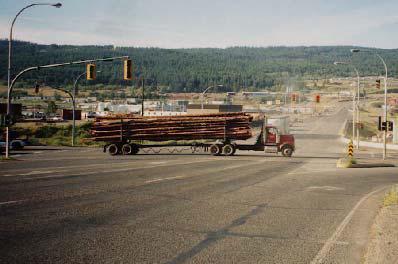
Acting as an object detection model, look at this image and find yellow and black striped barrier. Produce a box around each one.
[348,140,354,157]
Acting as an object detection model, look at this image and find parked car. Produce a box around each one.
[0,140,26,151]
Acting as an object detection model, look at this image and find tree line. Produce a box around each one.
[1,40,398,93]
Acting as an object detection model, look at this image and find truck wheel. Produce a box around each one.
[281,146,293,157]
[122,144,133,155]
[108,144,120,156]
[209,144,221,156]
[222,144,235,156]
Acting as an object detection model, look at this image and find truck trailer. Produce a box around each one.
[90,113,295,157]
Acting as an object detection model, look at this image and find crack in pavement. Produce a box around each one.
[165,203,267,264]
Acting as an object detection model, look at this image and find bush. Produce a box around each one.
[35,126,59,138]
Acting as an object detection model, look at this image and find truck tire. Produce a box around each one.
[209,144,221,156]
[108,144,120,156]
[122,144,133,155]
[281,146,293,157]
[222,144,235,156]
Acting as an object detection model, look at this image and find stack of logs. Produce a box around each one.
[90,113,253,142]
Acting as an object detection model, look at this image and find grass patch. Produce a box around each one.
[383,185,398,207]
[0,156,17,161]
[5,122,103,147]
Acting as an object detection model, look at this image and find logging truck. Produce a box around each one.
[92,113,295,157]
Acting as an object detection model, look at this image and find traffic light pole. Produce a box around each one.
[5,56,129,158]
[353,67,360,150]
[374,53,388,160]
[351,49,388,160]
[51,87,75,146]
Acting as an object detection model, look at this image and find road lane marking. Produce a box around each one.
[2,158,214,176]
[310,186,386,264]
[3,170,55,177]
[307,186,345,191]
[145,176,184,183]
[0,199,26,206]
[150,161,167,165]
[20,170,55,176]
[20,158,223,180]
[143,159,272,185]
[22,158,271,181]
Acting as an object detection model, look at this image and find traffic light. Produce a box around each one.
[388,121,393,131]
[34,83,40,94]
[378,116,394,131]
[376,79,381,89]
[123,59,133,80]
[86,64,96,80]
[315,94,320,103]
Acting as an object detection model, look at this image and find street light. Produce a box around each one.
[5,2,62,158]
[351,49,388,159]
[334,61,360,149]
[201,85,224,110]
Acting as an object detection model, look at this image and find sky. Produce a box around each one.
[1,0,398,48]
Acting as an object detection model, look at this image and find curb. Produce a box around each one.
[340,137,398,151]
[350,163,395,168]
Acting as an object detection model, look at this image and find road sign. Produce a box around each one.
[348,140,354,157]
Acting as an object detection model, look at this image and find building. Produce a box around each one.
[187,104,243,114]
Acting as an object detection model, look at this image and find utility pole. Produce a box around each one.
[141,77,145,116]
[334,61,360,145]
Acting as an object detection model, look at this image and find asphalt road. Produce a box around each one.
[1,105,398,263]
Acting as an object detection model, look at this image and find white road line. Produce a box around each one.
[3,170,55,177]
[310,186,386,264]
[23,158,268,181]
[144,159,269,184]
[21,158,221,180]
[307,186,345,191]
[150,161,167,165]
[20,170,55,176]
[2,158,212,176]
[0,200,26,206]
[145,176,184,183]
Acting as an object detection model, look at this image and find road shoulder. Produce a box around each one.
[363,186,398,264]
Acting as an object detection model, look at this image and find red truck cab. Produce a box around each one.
[264,126,295,157]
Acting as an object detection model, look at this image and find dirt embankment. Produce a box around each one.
[363,186,398,264]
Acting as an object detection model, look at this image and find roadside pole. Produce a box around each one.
[6,2,63,158]
[350,49,388,159]
[51,87,75,146]
[333,61,359,144]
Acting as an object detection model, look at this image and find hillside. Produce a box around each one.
[1,40,398,93]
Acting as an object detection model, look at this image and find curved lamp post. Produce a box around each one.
[334,61,360,149]
[5,2,62,158]
[201,84,224,110]
[69,70,101,146]
[351,49,388,159]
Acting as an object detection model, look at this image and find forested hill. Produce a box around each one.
[1,40,398,92]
